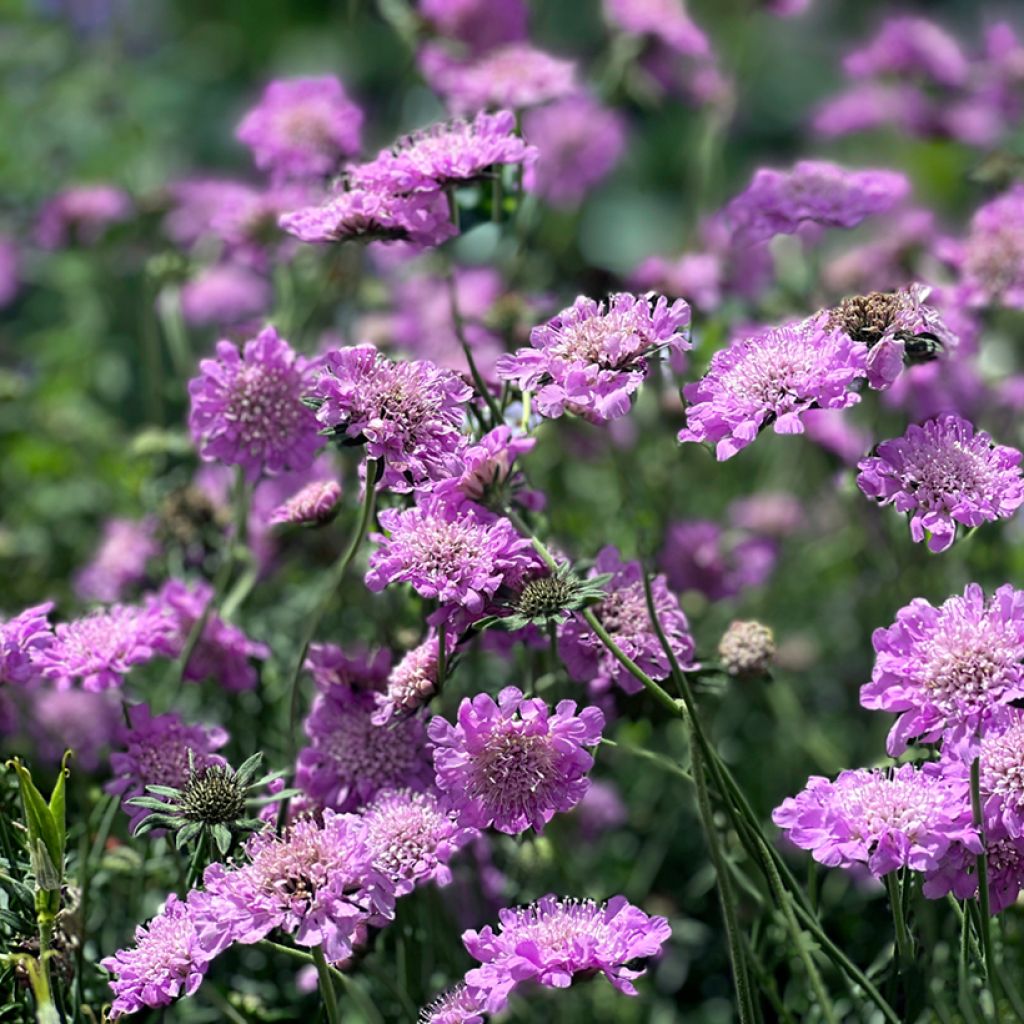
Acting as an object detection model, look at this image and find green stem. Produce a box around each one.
[885,871,913,968]
[312,945,342,1024]
[286,459,381,761]
[599,738,695,785]
[444,263,502,428]
[970,755,1000,1010]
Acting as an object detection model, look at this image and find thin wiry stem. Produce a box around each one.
[312,945,342,1024]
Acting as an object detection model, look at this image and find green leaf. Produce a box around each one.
[6,759,62,887]
[47,751,71,868]
[143,785,184,798]
[235,752,264,786]
[127,796,176,811]
[175,822,203,849]
[211,824,233,855]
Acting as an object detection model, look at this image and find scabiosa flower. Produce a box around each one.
[372,631,451,725]
[678,315,867,460]
[147,579,269,692]
[856,414,1024,552]
[632,251,723,314]
[522,94,626,208]
[725,161,910,246]
[865,584,1024,754]
[366,496,537,627]
[26,685,121,771]
[843,16,969,88]
[1,602,54,686]
[718,620,776,679]
[305,642,393,692]
[429,686,604,834]
[106,704,228,833]
[101,893,215,1018]
[180,263,270,329]
[196,811,394,962]
[924,822,1024,914]
[419,0,527,53]
[362,788,476,894]
[772,763,978,878]
[236,76,363,182]
[463,894,671,1012]
[419,983,487,1024]
[353,110,536,194]
[497,293,691,424]
[75,518,157,603]
[279,187,456,248]
[419,41,578,115]
[32,604,169,691]
[948,185,1024,309]
[559,547,695,696]
[188,326,321,482]
[603,0,710,57]
[312,345,472,492]
[35,184,131,248]
[268,478,342,526]
[825,283,958,390]
[660,519,777,601]
[298,662,433,811]
[433,426,537,510]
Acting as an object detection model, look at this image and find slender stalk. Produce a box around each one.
[286,459,381,760]
[600,737,694,785]
[312,945,342,1024]
[444,263,502,427]
[970,756,1000,1009]
[885,871,913,967]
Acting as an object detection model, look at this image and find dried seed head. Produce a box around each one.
[718,620,776,679]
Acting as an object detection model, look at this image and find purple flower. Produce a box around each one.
[101,893,215,1018]
[188,326,322,482]
[419,41,577,115]
[560,546,696,696]
[1,602,54,686]
[75,518,157,603]
[812,82,932,139]
[728,492,804,538]
[32,604,169,691]
[305,642,393,692]
[433,426,537,510]
[372,631,451,725]
[297,647,433,811]
[772,763,978,878]
[632,251,723,314]
[843,17,969,88]
[463,893,671,1012]
[366,496,538,627]
[678,316,867,460]
[353,110,535,194]
[659,520,776,601]
[924,821,1024,914]
[268,478,342,526]
[603,0,710,57]
[724,161,910,246]
[195,811,394,963]
[362,787,476,894]
[419,983,487,1024]
[825,284,959,390]
[106,704,228,833]
[236,76,363,183]
[949,185,1024,310]
[312,345,471,492]
[864,584,1024,754]
[497,293,691,423]
[856,414,1024,552]
[25,685,121,771]
[429,686,604,834]
[279,186,456,248]
[573,779,629,840]
[522,94,626,208]
[147,579,269,692]
[180,264,270,329]
[35,185,131,248]
[419,0,527,54]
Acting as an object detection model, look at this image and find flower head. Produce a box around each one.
[180,264,270,329]
[25,685,120,771]
[463,894,671,1012]
[560,547,695,696]
[865,584,1024,754]
[429,685,604,834]
[312,345,471,492]
[419,983,487,1024]
[857,414,1024,552]
[718,620,776,679]
[101,894,215,1018]
[75,518,158,603]
[366,497,538,627]
[419,0,527,54]
[372,632,451,725]
[106,704,228,833]
[843,16,969,87]
[772,763,978,877]
[32,604,169,692]
[924,821,1024,914]
[269,479,342,526]
[236,76,363,182]
[196,811,394,962]
[1,602,54,686]
[953,185,1024,309]
[679,315,866,460]
[188,326,321,482]
[36,185,130,248]
[497,293,691,423]
[433,426,536,511]
[603,0,710,57]
[362,787,476,894]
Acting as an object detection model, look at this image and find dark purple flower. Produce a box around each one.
[865,584,1024,754]
[659,520,777,601]
[463,893,671,1012]
[312,345,472,493]
[678,315,868,460]
[497,293,691,423]
[268,479,342,526]
[772,763,978,877]
[75,518,157,603]
[429,686,604,834]
[856,414,1024,552]
[236,76,363,183]
[1,602,54,686]
[188,326,322,482]
[101,893,215,1018]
